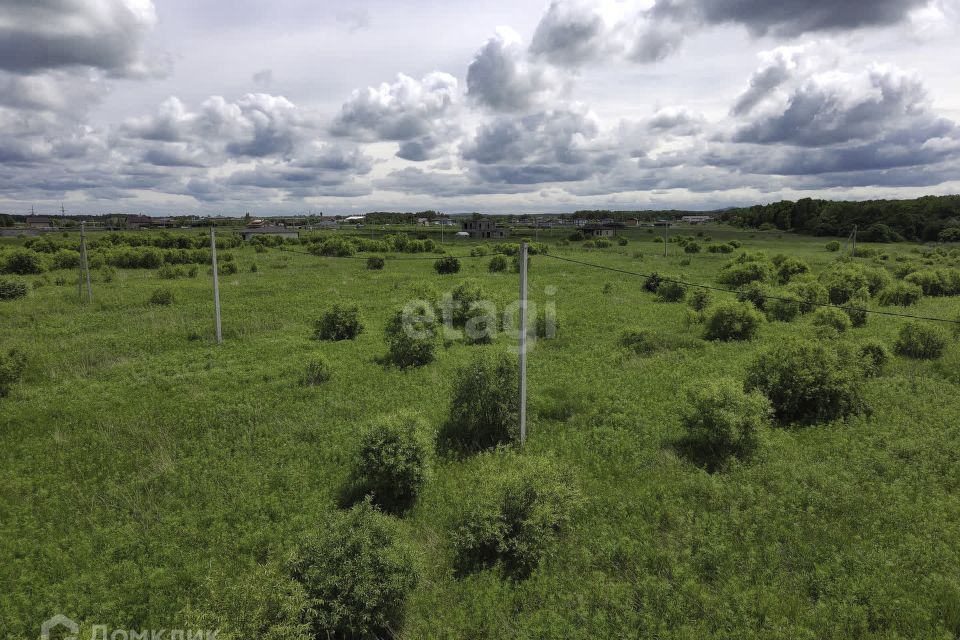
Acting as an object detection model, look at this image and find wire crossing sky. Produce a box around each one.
[1,0,959,216]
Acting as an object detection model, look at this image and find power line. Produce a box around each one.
[541,252,960,326]
[276,246,511,261]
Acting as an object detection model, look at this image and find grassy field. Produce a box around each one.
[2,227,960,639]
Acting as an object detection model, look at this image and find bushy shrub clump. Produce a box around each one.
[745,340,867,425]
[149,286,174,306]
[657,280,687,302]
[345,411,432,514]
[776,257,809,284]
[736,282,768,310]
[812,307,852,335]
[366,256,385,270]
[0,277,28,300]
[826,241,841,252]
[439,353,519,452]
[904,269,960,296]
[314,305,363,341]
[434,255,461,275]
[450,280,488,328]
[894,322,948,359]
[704,301,762,341]
[158,263,185,279]
[535,308,559,339]
[684,242,701,254]
[845,293,869,328]
[878,282,923,307]
[858,340,889,377]
[488,255,508,272]
[765,293,801,322]
[301,355,332,386]
[290,501,417,639]
[643,272,662,293]
[470,245,490,257]
[452,455,580,580]
[787,280,829,314]
[0,348,27,397]
[717,260,773,287]
[384,307,437,368]
[821,267,869,305]
[689,289,711,312]
[679,379,770,470]
[2,250,45,275]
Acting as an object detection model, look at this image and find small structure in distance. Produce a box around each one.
[240,225,300,241]
[461,219,510,239]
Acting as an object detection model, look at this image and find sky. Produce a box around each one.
[1,0,959,216]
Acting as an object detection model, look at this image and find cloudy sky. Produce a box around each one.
[2,0,959,216]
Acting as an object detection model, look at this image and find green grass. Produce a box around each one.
[2,229,960,638]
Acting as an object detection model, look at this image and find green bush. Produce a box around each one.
[736,281,768,310]
[826,240,841,252]
[535,307,559,339]
[314,305,363,341]
[384,307,437,368]
[0,348,27,397]
[290,501,417,639]
[2,250,45,275]
[470,245,490,257]
[346,411,432,514]
[858,340,889,377]
[704,301,762,341]
[717,260,773,287]
[684,242,701,254]
[845,293,869,328]
[894,322,948,360]
[366,256,385,270]
[657,280,687,303]
[878,282,923,307]
[643,272,662,293]
[776,257,809,284]
[765,293,801,322]
[149,286,174,306]
[821,267,869,305]
[439,353,519,452]
[301,355,332,386]
[787,280,829,314]
[678,379,770,470]
[688,289,711,312]
[434,255,461,275]
[158,263,185,279]
[488,255,508,273]
[812,307,852,334]
[452,455,580,579]
[745,340,867,425]
[218,261,239,276]
[100,266,117,283]
[0,277,28,300]
[450,280,488,328]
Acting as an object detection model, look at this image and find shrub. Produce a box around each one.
[736,281,768,310]
[620,328,703,355]
[878,282,923,307]
[0,277,28,300]
[826,241,841,252]
[219,261,239,275]
[100,266,117,283]
[617,237,628,246]
[821,267,869,305]
[434,255,461,275]
[452,455,580,580]
[290,501,417,639]
[52,249,81,270]
[366,256,385,270]
[678,379,770,470]
[449,280,488,328]
[301,355,332,386]
[788,280,829,314]
[594,238,612,249]
[776,257,809,284]
[717,260,773,287]
[894,322,948,359]
[149,287,174,306]
[657,280,687,302]
[904,269,958,296]
[535,307,559,339]
[689,289,711,312]
[470,245,490,257]
[684,242,701,254]
[346,411,432,514]
[812,307,852,334]
[643,272,662,293]
[858,340,889,377]
[745,340,867,425]
[314,305,363,341]
[704,301,762,341]
[0,348,27,397]
[384,307,437,368]
[845,293,869,328]
[439,353,519,452]
[860,266,893,296]
[158,263,184,279]
[2,250,45,275]
[488,255,508,272]
[766,293,802,322]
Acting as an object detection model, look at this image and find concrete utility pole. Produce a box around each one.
[518,241,528,446]
[210,227,222,344]
[851,225,858,257]
[78,221,92,303]
[663,221,669,257]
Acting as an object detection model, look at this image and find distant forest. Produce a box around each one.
[716,195,960,242]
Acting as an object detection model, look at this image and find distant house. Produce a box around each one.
[461,219,510,239]
[126,215,153,229]
[580,222,624,238]
[434,219,455,226]
[680,215,713,224]
[240,226,300,241]
[416,217,429,226]
[26,216,52,229]
[150,217,174,228]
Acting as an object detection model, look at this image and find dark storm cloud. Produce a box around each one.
[651,0,931,36]
[0,0,160,77]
